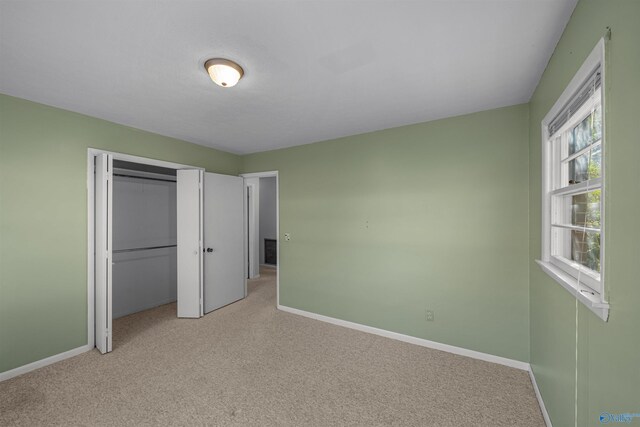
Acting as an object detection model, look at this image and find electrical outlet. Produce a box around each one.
[426,309,435,322]
[284,233,291,241]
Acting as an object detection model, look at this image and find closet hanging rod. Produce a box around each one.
[113,173,176,183]
[113,244,177,253]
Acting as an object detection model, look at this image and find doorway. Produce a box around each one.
[88,150,204,353]
[88,150,246,354]
[241,171,280,306]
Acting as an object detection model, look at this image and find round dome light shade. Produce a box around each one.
[204,58,244,88]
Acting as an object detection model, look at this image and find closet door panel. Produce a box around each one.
[177,169,203,318]
[95,153,113,354]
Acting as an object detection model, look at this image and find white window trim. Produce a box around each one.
[538,38,609,322]
[548,91,603,293]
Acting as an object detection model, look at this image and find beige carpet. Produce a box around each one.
[0,267,544,426]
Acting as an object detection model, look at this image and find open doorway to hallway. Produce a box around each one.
[242,171,279,306]
[246,266,277,305]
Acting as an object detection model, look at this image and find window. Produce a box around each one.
[538,39,609,321]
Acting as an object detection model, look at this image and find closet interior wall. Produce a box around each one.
[112,161,177,319]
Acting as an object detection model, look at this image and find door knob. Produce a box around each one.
[206,248,214,253]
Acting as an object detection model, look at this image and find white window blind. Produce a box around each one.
[548,65,601,137]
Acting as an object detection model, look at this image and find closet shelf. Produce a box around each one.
[113,244,177,253]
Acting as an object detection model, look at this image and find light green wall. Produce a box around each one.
[4,6,636,416]
[0,94,240,373]
[243,104,531,362]
[528,1,640,426]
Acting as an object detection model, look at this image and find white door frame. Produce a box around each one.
[244,177,260,279]
[240,171,280,306]
[87,148,203,349]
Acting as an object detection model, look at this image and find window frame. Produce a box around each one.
[538,38,609,321]
[549,93,602,292]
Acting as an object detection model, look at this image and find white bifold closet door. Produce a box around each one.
[177,169,204,318]
[203,172,245,313]
[95,153,113,354]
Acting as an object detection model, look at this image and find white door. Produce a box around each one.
[204,172,245,313]
[95,153,113,354]
[177,169,203,318]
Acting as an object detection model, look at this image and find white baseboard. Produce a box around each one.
[277,304,530,371]
[0,344,93,382]
[528,367,552,426]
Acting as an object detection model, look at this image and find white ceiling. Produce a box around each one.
[0,0,577,155]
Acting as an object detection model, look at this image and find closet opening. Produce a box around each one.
[88,150,205,354]
[110,160,178,344]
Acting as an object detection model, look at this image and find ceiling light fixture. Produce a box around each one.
[204,58,244,88]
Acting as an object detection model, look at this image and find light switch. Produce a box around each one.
[284,233,291,241]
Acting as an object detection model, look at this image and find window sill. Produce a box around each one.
[535,260,609,321]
